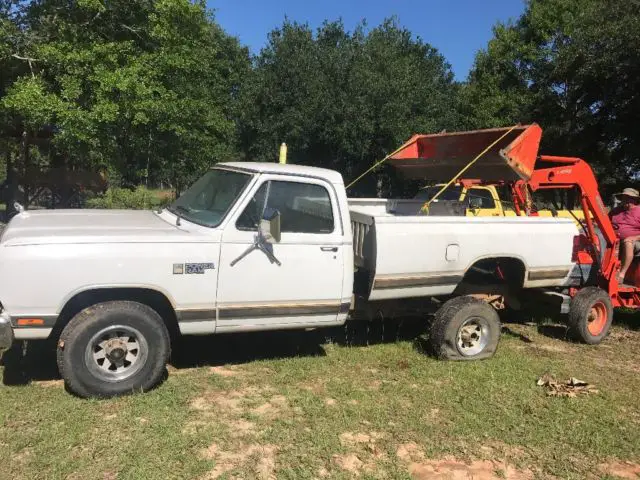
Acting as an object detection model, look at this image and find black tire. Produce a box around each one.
[429,296,501,360]
[56,301,171,398]
[567,287,613,344]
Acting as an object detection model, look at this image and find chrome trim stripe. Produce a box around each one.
[373,274,463,289]
[175,310,216,322]
[527,268,571,281]
[11,315,58,328]
[218,302,348,320]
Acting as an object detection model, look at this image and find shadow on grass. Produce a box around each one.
[613,308,640,331]
[5,310,638,387]
[171,316,428,369]
[1,317,429,386]
[1,339,61,386]
[502,326,534,343]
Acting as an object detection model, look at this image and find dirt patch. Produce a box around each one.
[299,379,326,394]
[333,431,387,475]
[200,443,276,479]
[397,442,425,463]
[14,447,33,466]
[251,395,289,419]
[209,366,242,377]
[534,343,571,354]
[166,365,200,376]
[254,446,277,479]
[333,453,364,474]
[191,387,272,415]
[229,419,256,437]
[182,420,210,435]
[396,443,533,479]
[317,466,330,477]
[191,392,243,414]
[599,461,640,479]
[368,379,382,390]
[325,398,337,406]
[339,431,384,447]
[33,379,64,388]
[608,328,640,342]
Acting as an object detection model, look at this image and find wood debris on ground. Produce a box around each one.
[536,374,599,397]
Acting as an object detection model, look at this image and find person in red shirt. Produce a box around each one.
[610,188,640,282]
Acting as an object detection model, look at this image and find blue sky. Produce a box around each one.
[206,0,526,81]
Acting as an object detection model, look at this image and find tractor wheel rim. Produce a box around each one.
[456,317,490,357]
[84,325,149,382]
[587,302,607,336]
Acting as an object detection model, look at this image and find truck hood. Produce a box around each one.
[0,209,200,246]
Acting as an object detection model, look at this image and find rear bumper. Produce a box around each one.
[0,312,14,357]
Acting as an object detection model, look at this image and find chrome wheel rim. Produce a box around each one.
[84,325,148,382]
[456,317,490,356]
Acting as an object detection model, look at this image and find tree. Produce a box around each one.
[1,0,249,200]
[465,0,640,188]
[238,17,461,196]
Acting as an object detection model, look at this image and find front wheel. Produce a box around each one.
[429,296,501,360]
[56,301,171,398]
[567,287,613,344]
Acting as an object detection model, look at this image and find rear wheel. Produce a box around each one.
[429,296,501,360]
[568,287,613,344]
[56,301,170,398]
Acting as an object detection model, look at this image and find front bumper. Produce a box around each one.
[0,312,14,358]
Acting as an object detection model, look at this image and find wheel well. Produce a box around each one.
[463,257,526,288]
[53,288,179,341]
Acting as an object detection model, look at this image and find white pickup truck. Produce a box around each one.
[0,162,579,397]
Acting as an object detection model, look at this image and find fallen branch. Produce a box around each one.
[537,374,599,397]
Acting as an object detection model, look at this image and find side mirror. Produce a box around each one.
[468,197,482,209]
[259,207,281,243]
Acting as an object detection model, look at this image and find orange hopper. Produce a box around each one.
[388,124,543,183]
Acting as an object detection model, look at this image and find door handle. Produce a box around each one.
[321,246,338,252]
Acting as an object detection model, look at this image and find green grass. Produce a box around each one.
[1,318,640,479]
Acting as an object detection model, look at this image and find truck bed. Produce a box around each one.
[348,199,579,301]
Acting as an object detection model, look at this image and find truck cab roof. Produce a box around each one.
[217,162,345,185]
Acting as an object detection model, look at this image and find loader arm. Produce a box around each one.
[522,155,620,292]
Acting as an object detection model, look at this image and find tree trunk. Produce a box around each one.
[5,149,17,221]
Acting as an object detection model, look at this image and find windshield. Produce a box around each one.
[413,185,463,202]
[167,168,252,227]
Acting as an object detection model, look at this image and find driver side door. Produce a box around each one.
[216,174,346,331]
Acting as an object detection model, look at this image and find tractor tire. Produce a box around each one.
[567,287,613,344]
[429,296,501,361]
[57,301,170,398]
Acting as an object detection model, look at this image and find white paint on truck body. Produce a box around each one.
[350,202,577,300]
[0,162,577,341]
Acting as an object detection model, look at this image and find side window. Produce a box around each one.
[236,180,335,234]
[469,188,496,209]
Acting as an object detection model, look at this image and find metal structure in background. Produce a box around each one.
[1,127,109,221]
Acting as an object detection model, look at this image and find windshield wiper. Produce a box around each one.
[167,204,192,226]
[175,205,192,215]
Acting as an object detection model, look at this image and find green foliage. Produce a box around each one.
[85,186,167,210]
[238,18,461,196]
[1,0,249,192]
[465,0,640,188]
[1,0,639,205]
